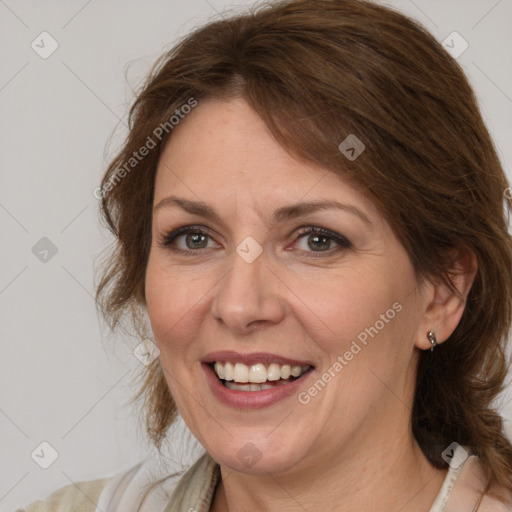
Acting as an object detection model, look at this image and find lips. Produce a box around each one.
[201,351,315,408]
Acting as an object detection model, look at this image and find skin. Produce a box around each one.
[145,97,476,511]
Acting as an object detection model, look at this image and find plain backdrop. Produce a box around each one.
[1,0,511,509]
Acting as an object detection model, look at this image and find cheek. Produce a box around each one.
[289,266,398,350]
[145,258,198,342]
[144,254,221,367]
[297,264,418,377]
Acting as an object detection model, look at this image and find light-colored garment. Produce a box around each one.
[19,444,512,511]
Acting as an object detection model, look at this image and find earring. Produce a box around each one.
[427,330,437,352]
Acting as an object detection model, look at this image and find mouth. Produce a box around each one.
[206,361,314,392]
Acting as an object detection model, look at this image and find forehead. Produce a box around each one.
[155,97,309,188]
[154,98,379,219]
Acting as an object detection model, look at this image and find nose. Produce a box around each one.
[211,249,286,334]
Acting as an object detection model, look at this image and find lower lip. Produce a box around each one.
[202,363,314,409]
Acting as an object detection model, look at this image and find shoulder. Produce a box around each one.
[452,452,512,511]
[433,444,512,512]
[18,477,111,512]
[478,480,512,512]
[93,450,217,511]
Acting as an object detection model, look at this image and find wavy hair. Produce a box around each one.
[96,0,512,492]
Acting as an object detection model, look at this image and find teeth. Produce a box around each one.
[267,363,281,381]
[212,361,311,384]
[233,363,249,383]
[214,362,225,379]
[290,366,302,377]
[281,365,291,379]
[249,363,267,383]
[224,362,234,381]
[226,382,276,391]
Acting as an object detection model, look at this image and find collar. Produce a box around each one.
[163,452,220,512]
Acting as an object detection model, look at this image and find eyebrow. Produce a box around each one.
[153,196,371,225]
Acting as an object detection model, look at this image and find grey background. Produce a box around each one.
[1,0,511,509]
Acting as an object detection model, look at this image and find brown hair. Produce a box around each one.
[96,0,512,493]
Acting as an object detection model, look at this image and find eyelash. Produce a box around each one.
[159,225,352,257]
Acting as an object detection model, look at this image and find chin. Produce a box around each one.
[206,434,309,475]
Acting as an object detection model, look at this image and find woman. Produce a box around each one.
[21,0,512,510]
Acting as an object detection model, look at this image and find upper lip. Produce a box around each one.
[202,351,314,367]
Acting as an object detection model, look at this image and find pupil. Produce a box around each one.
[308,234,330,251]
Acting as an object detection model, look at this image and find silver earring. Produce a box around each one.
[427,330,437,352]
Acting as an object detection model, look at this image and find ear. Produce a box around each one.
[414,246,477,350]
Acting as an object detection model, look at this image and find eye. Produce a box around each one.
[159,225,351,257]
[294,226,351,256]
[160,226,218,253]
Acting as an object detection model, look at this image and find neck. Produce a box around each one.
[210,428,447,512]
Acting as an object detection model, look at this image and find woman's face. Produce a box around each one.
[145,97,430,475]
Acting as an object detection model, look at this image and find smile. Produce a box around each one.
[201,351,315,408]
[212,361,312,391]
